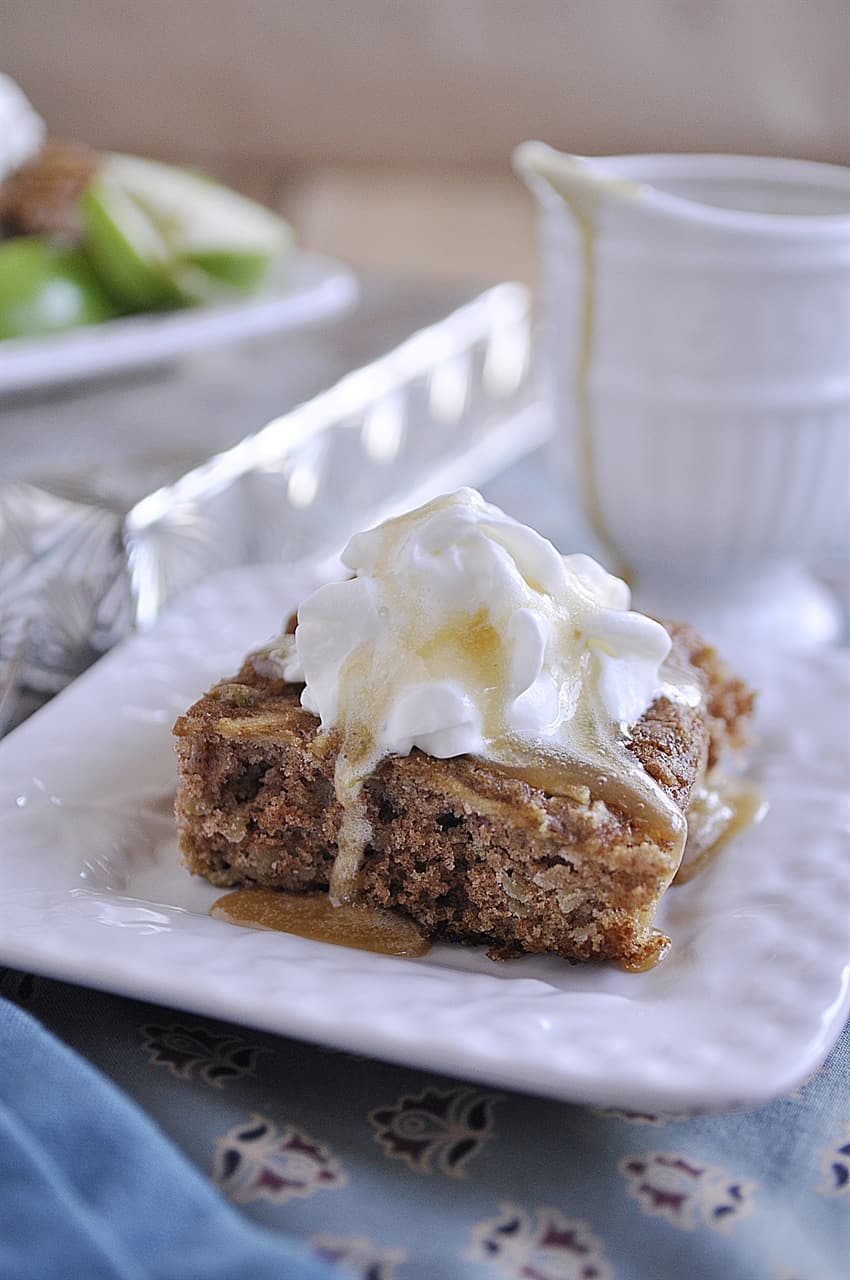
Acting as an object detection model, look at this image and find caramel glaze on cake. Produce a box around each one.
[174,623,753,970]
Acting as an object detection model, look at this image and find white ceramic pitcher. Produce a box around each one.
[515,142,850,649]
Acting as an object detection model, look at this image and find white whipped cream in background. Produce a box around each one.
[0,75,46,183]
[264,489,698,901]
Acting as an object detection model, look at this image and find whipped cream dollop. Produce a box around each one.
[0,75,45,183]
[282,488,672,763]
[264,490,693,901]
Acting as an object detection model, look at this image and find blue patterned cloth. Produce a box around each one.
[1,969,847,1280]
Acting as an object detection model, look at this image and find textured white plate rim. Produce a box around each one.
[0,565,847,1112]
[0,251,358,395]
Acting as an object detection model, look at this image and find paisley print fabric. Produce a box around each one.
[466,1204,613,1280]
[368,1086,499,1177]
[214,1115,347,1205]
[0,966,846,1279]
[618,1152,757,1233]
[141,1022,269,1087]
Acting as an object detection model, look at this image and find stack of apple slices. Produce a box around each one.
[0,148,293,339]
[83,154,292,311]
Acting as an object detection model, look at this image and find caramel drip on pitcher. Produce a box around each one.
[569,195,633,582]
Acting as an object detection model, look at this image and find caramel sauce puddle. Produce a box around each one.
[211,888,430,957]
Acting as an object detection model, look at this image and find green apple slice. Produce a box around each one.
[81,154,292,311]
[82,178,188,311]
[183,246,277,292]
[0,236,117,340]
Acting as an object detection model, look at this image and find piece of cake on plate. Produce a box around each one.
[174,489,754,969]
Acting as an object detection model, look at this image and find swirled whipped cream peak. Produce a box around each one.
[264,490,693,899]
[287,487,671,754]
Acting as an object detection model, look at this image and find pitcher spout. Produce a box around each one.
[513,141,642,218]
[515,141,850,231]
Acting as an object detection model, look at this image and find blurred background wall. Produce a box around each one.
[3,0,848,284]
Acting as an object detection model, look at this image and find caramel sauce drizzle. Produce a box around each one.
[619,931,672,973]
[674,774,767,885]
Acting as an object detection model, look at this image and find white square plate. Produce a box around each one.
[1,566,847,1111]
